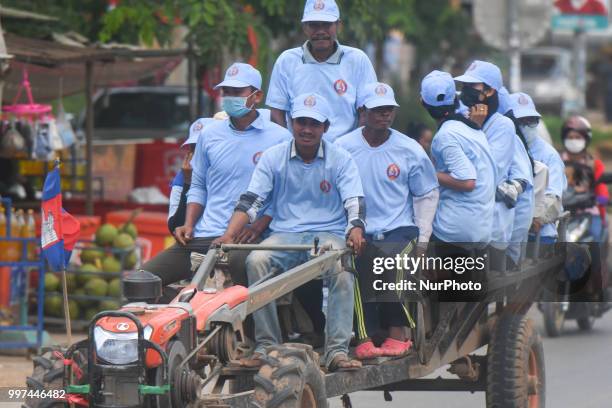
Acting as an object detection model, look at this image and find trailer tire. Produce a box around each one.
[486,314,545,408]
[24,347,80,408]
[541,302,564,337]
[253,343,326,408]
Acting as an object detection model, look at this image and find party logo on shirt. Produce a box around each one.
[387,163,400,180]
[304,95,317,107]
[320,180,332,193]
[375,84,387,96]
[314,0,325,10]
[334,79,348,96]
[252,151,263,164]
[228,65,239,76]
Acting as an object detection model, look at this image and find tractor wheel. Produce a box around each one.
[541,302,564,337]
[486,314,545,408]
[253,343,326,408]
[155,340,187,408]
[24,346,86,408]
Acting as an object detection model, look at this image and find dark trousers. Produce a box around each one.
[354,226,418,341]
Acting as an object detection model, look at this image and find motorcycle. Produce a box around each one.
[538,188,610,337]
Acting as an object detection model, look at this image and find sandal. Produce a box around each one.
[380,338,412,357]
[355,340,383,360]
[327,353,362,372]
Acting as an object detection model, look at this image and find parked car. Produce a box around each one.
[521,47,578,115]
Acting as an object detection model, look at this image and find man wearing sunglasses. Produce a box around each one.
[266,0,377,143]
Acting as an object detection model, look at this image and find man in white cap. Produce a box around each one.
[508,92,566,244]
[336,82,439,359]
[455,61,530,269]
[266,0,377,142]
[144,62,290,286]
[421,70,496,248]
[216,92,366,371]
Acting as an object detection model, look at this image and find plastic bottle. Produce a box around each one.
[0,207,6,262]
[5,209,20,262]
[25,210,37,260]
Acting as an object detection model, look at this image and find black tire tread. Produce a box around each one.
[253,344,326,408]
[486,314,546,408]
[23,347,67,408]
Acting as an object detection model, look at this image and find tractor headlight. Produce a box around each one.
[94,326,138,365]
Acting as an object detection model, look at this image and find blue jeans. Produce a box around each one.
[245,232,354,367]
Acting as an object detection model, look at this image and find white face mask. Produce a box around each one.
[564,138,586,154]
[519,125,539,145]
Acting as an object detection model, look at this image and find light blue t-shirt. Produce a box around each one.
[266,42,377,143]
[508,136,535,262]
[528,137,567,238]
[246,140,364,236]
[483,112,519,245]
[187,114,291,238]
[335,128,438,234]
[431,118,496,244]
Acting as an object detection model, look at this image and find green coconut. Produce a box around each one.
[84,277,108,297]
[95,224,118,247]
[44,273,60,292]
[100,300,121,311]
[102,256,122,274]
[120,223,138,240]
[108,278,121,298]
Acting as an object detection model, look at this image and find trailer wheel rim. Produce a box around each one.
[301,384,316,408]
[528,348,540,408]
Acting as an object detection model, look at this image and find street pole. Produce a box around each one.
[84,60,94,216]
[508,0,521,92]
[574,27,587,114]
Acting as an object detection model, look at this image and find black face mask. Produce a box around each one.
[460,86,484,107]
[486,92,499,115]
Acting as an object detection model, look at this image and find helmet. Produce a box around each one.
[561,115,592,142]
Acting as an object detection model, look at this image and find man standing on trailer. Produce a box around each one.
[266,0,377,142]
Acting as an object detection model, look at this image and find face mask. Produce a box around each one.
[460,87,484,107]
[422,100,455,120]
[519,125,539,145]
[564,138,586,154]
[221,92,256,118]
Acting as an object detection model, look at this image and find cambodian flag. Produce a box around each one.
[41,164,80,271]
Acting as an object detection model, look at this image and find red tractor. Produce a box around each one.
[26,241,346,408]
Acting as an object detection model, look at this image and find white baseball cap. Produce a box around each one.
[291,93,331,123]
[182,118,215,147]
[421,70,456,107]
[302,0,340,22]
[358,82,400,109]
[508,92,541,119]
[214,63,262,90]
[454,60,503,91]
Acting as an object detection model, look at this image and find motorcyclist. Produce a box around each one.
[560,115,609,241]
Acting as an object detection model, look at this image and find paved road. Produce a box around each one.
[330,307,612,408]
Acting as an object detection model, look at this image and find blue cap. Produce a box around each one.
[291,93,331,123]
[215,63,262,90]
[302,0,340,22]
[508,92,541,119]
[182,118,216,147]
[497,86,511,114]
[420,70,456,107]
[358,82,400,109]
[454,60,503,91]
